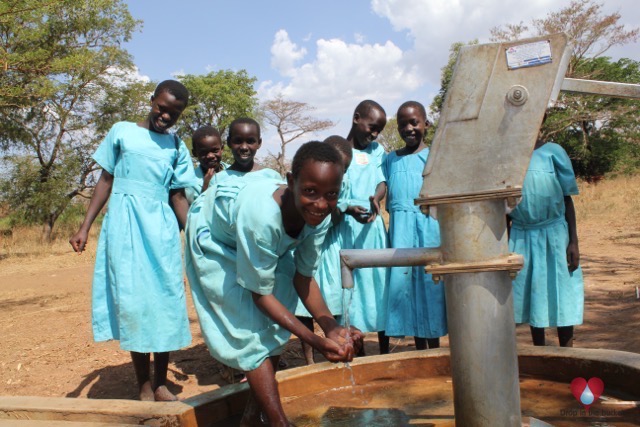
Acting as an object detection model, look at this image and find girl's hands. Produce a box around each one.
[316,326,364,363]
[368,196,381,223]
[69,229,89,254]
[202,168,215,193]
[346,205,372,224]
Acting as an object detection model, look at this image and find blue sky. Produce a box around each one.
[122,0,639,156]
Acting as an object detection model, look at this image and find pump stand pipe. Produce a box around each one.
[340,247,442,290]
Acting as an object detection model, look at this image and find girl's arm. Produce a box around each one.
[69,170,114,253]
[170,189,189,230]
[368,181,387,223]
[251,290,355,362]
[564,195,580,272]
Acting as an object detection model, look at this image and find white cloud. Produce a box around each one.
[258,34,426,155]
[261,36,423,118]
[354,33,366,44]
[271,29,308,77]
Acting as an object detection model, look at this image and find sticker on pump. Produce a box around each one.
[505,40,552,70]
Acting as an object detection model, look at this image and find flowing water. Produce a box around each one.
[283,375,640,427]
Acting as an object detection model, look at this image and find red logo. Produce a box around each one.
[570,377,604,410]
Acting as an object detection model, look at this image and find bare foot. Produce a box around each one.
[139,381,154,401]
[154,385,178,401]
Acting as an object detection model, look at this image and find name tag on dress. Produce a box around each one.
[354,152,369,165]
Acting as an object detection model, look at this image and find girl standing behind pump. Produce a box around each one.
[509,125,583,348]
[341,100,390,355]
[383,101,447,350]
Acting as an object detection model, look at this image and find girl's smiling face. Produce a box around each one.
[227,123,261,168]
[287,159,343,227]
[147,91,186,134]
[397,106,427,149]
[352,108,387,149]
[193,135,223,172]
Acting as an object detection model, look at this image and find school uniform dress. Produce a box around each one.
[509,142,584,328]
[295,177,351,318]
[211,167,282,184]
[339,142,388,333]
[185,162,230,204]
[91,121,197,353]
[383,149,447,338]
[185,179,331,372]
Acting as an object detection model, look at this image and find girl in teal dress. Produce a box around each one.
[185,141,363,426]
[384,101,447,349]
[340,100,390,354]
[294,135,353,364]
[509,137,583,347]
[69,80,197,401]
[185,125,228,204]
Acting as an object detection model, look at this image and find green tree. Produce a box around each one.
[376,116,402,152]
[177,70,258,142]
[0,0,66,110]
[0,0,147,241]
[488,0,640,178]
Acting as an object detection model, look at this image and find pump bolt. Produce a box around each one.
[506,85,529,106]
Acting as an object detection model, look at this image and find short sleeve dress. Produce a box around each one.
[337,141,389,333]
[383,148,447,338]
[509,142,584,328]
[91,121,197,353]
[185,162,230,204]
[185,179,331,371]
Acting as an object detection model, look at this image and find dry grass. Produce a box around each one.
[574,174,640,226]
[0,223,99,275]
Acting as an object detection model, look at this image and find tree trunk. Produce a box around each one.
[41,220,53,243]
[41,210,62,243]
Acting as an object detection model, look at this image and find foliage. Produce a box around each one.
[0,0,147,240]
[177,70,258,140]
[376,116,402,152]
[261,95,334,176]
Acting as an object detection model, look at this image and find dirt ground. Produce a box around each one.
[1,201,639,402]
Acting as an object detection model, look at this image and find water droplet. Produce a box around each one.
[580,385,595,405]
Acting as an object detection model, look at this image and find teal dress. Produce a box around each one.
[383,149,447,338]
[185,179,331,371]
[295,177,351,317]
[339,142,388,333]
[91,122,197,352]
[185,162,230,204]
[211,167,282,184]
[509,142,584,328]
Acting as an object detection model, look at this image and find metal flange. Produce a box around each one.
[426,253,524,283]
